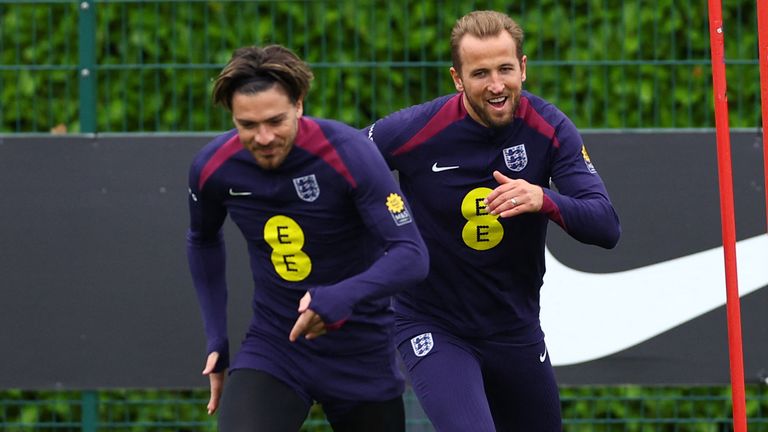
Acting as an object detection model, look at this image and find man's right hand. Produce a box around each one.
[289,291,328,342]
[202,351,226,415]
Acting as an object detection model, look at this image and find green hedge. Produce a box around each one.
[3,386,768,431]
[1,0,764,133]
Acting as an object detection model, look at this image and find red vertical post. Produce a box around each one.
[758,0,768,231]
[707,1,748,431]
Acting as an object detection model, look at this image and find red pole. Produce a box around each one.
[758,0,768,231]
[707,1,748,431]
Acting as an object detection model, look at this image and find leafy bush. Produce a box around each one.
[1,0,763,133]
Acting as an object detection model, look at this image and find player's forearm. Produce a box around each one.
[186,232,230,371]
[308,237,429,325]
[541,191,621,248]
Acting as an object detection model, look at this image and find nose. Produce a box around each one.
[253,125,275,146]
[488,72,504,94]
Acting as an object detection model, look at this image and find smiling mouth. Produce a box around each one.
[250,143,276,153]
[488,96,507,108]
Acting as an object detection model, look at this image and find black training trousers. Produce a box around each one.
[217,369,405,432]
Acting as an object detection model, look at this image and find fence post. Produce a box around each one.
[78,0,96,133]
[81,391,98,432]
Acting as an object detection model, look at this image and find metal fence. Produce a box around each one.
[3,386,768,431]
[0,0,765,133]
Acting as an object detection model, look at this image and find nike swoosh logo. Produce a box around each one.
[539,346,548,363]
[431,163,460,172]
[228,188,252,196]
[541,234,768,366]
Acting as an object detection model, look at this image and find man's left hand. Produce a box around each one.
[289,292,328,342]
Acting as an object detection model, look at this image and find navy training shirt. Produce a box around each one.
[364,91,620,343]
[187,116,428,371]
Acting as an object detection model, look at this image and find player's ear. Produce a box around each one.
[520,55,527,83]
[450,67,464,92]
[296,98,304,118]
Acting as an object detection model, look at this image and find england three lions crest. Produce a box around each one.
[503,144,528,172]
[410,332,434,357]
[293,174,320,202]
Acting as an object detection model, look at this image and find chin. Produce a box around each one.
[488,115,514,129]
[255,159,278,170]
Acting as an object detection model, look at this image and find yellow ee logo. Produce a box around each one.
[460,187,503,251]
[263,215,311,281]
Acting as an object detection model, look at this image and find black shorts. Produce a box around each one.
[218,369,405,432]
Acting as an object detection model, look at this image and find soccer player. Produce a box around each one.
[187,44,428,432]
[363,10,621,431]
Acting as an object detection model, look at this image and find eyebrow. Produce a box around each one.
[470,61,518,72]
[235,113,287,125]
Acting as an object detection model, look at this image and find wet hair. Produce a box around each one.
[450,10,524,73]
[212,44,314,111]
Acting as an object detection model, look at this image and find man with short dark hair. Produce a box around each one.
[187,44,428,431]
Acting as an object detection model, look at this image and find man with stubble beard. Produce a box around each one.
[187,44,428,431]
[364,10,621,431]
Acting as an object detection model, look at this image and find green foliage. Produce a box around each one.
[2,386,768,430]
[0,389,333,431]
[1,0,763,133]
[560,385,768,431]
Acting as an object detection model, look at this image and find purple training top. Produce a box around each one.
[364,90,620,344]
[187,116,428,378]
